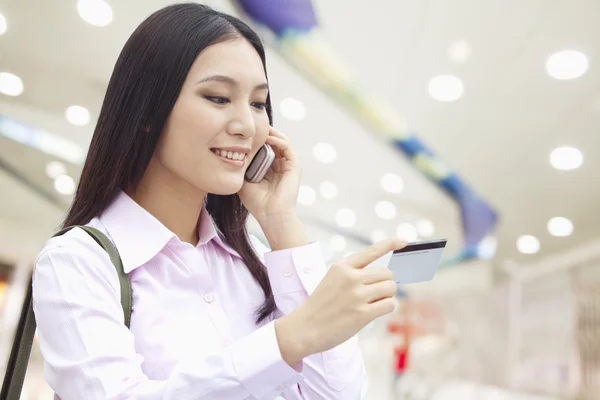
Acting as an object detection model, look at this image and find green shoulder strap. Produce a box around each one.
[0,225,132,400]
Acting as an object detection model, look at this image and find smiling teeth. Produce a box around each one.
[213,149,246,160]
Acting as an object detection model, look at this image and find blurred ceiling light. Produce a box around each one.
[330,235,347,252]
[546,50,588,80]
[550,146,583,170]
[375,200,396,220]
[380,173,404,194]
[0,13,7,35]
[54,175,76,195]
[319,180,338,199]
[65,105,90,126]
[313,142,337,163]
[447,40,472,64]
[0,72,24,96]
[297,185,316,205]
[370,229,388,244]
[416,219,435,237]
[516,235,540,255]
[46,161,67,179]
[396,222,418,242]
[77,0,113,27]
[547,217,573,237]
[335,208,356,228]
[280,97,306,121]
[477,235,498,260]
[428,75,464,102]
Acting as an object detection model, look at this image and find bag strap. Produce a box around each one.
[0,225,131,400]
[0,275,35,400]
[68,226,132,327]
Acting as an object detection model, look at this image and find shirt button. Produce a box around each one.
[223,339,232,347]
[303,266,313,274]
[283,269,292,277]
[203,293,215,303]
[276,384,285,392]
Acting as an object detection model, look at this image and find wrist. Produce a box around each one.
[274,313,312,367]
[255,209,297,227]
[258,212,308,251]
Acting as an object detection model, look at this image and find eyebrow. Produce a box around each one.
[196,75,269,91]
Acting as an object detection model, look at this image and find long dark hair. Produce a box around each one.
[63,3,276,323]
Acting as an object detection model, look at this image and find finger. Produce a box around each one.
[268,126,289,140]
[366,297,396,319]
[363,279,397,303]
[265,135,298,164]
[344,238,405,269]
[265,136,288,160]
[265,135,290,151]
[360,266,394,285]
[266,127,295,161]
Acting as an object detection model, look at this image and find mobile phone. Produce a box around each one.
[387,238,447,284]
[245,144,275,183]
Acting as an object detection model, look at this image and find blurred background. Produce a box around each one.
[0,0,599,399]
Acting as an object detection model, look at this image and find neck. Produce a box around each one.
[130,158,206,245]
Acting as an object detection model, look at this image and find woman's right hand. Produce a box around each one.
[275,238,405,366]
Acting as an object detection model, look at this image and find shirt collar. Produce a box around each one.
[99,191,240,274]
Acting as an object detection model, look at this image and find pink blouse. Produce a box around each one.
[32,192,368,399]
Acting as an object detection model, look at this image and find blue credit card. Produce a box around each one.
[387,239,447,284]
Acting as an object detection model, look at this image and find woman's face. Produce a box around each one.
[154,38,270,196]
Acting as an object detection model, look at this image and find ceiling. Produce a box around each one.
[0,0,598,267]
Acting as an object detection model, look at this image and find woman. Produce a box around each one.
[32,4,403,399]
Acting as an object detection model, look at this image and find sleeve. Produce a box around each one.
[250,235,370,399]
[32,236,304,400]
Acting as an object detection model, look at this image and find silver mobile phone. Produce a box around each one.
[245,144,275,183]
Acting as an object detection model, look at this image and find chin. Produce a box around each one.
[207,177,245,196]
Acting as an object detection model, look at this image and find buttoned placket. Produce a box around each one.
[182,243,236,348]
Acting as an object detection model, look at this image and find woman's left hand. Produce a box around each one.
[238,127,302,228]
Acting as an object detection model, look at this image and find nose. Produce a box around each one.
[226,104,256,139]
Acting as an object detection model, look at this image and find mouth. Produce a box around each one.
[211,148,249,167]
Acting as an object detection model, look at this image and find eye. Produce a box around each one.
[205,96,230,105]
[251,102,268,111]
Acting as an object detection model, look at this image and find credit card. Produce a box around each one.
[387,238,447,284]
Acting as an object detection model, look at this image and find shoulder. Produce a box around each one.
[33,218,119,292]
[36,218,109,264]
